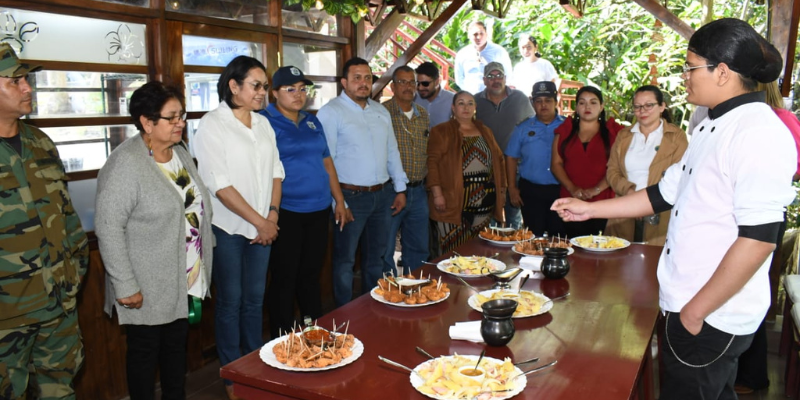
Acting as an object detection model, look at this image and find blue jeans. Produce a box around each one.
[383,184,430,275]
[211,225,271,384]
[332,184,393,307]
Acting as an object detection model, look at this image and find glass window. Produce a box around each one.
[306,81,337,111]
[168,1,271,27]
[281,7,337,36]
[186,119,202,158]
[183,35,262,68]
[283,43,338,76]
[26,71,146,118]
[0,8,146,64]
[185,73,221,112]
[40,124,139,172]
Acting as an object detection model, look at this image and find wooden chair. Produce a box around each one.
[557,79,583,118]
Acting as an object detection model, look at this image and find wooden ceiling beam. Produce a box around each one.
[629,0,694,40]
[365,8,406,59]
[372,0,468,96]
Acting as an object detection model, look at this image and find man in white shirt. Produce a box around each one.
[454,21,513,94]
[317,57,408,307]
[552,18,796,399]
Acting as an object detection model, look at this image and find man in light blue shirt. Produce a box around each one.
[505,81,566,236]
[454,21,513,94]
[317,57,408,307]
[414,62,454,129]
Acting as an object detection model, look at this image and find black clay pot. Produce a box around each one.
[541,247,570,279]
[480,299,517,347]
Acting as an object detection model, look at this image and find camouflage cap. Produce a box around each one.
[0,43,41,78]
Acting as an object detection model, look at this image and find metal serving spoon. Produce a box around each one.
[378,356,423,379]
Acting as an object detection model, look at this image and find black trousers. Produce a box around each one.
[518,180,565,237]
[660,312,754,400]
[268,208,329,338]
[564,218,607,238]
[125,319,189,400]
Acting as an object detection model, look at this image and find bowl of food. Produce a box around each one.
[457,366,486,383]
[302,326,335,347]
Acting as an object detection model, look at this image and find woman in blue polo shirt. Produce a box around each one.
[260,66,351,338]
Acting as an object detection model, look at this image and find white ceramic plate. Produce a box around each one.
[511,246,574,258]
[410,355,527,400]
[436,257,506,278]
[467,289,553,318]
[259,333,364,372]
[370,287,450,307]
[570,235,631,252]
[479,235,518,246]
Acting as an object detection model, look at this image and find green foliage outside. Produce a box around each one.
[396,0,770,130]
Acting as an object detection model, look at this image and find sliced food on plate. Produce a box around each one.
[470,290,553,317]
[571,235,630,251]
[411,354,526,400]
[437,256,505,277]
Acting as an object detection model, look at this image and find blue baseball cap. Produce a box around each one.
[272,66,313,88]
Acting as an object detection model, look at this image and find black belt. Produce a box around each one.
[340,181,388,192]
[407,180,425,188]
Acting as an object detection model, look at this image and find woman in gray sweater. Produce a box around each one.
[95,81,213,400]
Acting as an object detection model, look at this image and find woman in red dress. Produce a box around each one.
[551,86,623,238]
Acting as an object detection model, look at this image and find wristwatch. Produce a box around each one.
[269,205,280,215]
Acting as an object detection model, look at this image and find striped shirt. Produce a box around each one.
[382,98,430,183]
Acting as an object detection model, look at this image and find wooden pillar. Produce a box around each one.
[771,0,800,95]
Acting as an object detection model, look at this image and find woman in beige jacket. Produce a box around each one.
[605,86,688,245]
[427,91,507,256]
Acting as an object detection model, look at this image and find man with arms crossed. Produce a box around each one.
[454,21,512,94]
[552,18,796,399]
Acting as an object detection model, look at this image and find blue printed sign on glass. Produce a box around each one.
[182,35,261,67]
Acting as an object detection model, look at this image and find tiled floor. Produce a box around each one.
[166,320,793,400]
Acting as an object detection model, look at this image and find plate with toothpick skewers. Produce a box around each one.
[260,320,363,372]
[512,234,574,257]
[371,270,451,307]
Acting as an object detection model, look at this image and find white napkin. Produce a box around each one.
[518,257,545,279]
[519,256,542,271]
[449,321,484,343]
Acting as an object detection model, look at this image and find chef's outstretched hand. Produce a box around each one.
[551,198,593,222]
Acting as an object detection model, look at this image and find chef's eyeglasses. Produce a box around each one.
[158,112,187,124]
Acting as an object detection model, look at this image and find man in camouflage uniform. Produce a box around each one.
[0,43,89,400]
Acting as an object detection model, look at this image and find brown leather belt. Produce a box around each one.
[340,181,388,192]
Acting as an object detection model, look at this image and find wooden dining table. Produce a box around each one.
[221,238,664,400]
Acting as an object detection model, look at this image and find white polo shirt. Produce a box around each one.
[654,94,796,335]
[193,102,286,239]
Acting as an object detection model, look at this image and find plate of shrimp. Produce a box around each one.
[371,275,451,307]
[260,329,363,372]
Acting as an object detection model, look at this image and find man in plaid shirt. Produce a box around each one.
[382,66,431,274]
